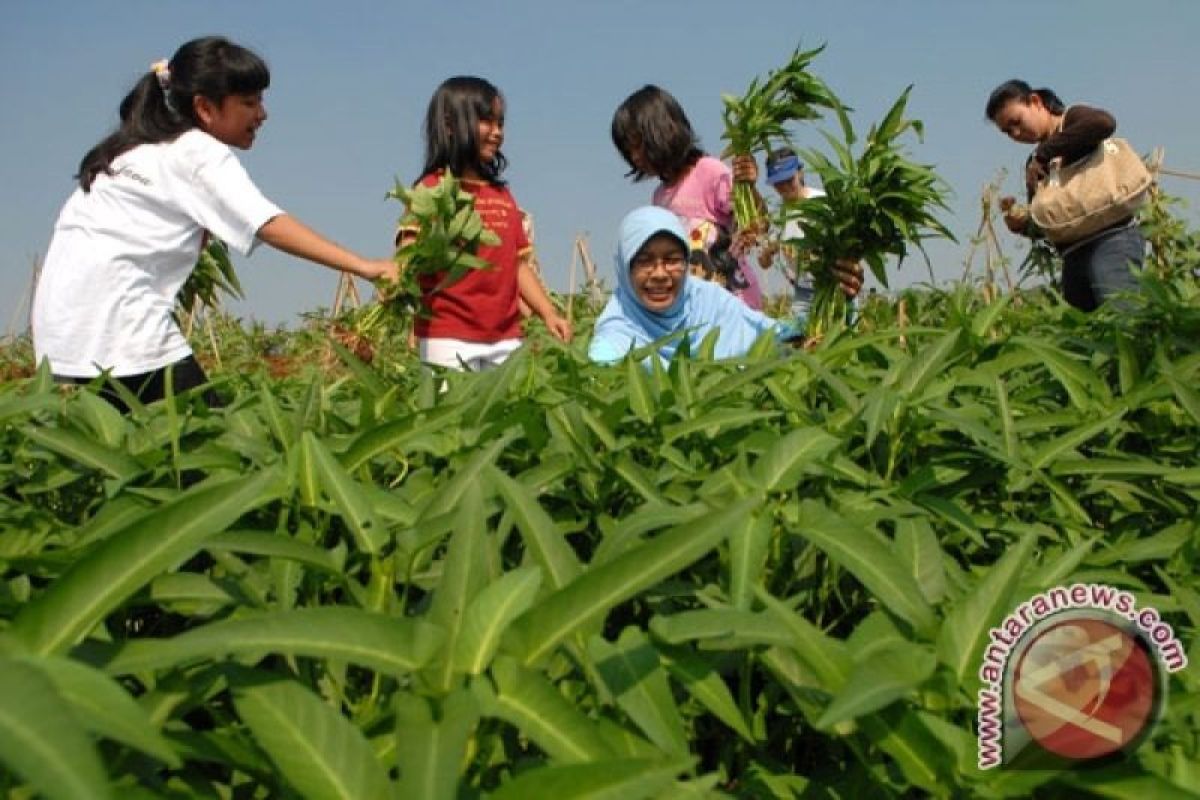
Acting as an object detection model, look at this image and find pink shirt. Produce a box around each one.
[652,156,763,309]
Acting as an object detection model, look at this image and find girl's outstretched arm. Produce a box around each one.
[258,214,399,282]
[517,255,572,342]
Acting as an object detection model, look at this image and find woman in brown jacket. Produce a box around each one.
[986,79,1144,310]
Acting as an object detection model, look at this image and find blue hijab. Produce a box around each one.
[588,206,785,364]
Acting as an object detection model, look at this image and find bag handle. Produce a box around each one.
[1040,105,1084,185]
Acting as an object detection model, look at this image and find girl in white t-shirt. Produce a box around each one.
[32,36,398,411]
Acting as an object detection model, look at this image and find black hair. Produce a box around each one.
[611,85,704,183]
[77,36,270,191]
[419,76,507,186]
[985,79,1066,121]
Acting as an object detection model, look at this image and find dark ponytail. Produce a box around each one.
[984,79,1066,121]
[77,36,270,191]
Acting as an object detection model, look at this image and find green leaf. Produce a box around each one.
[395,690,479,800]
[658,645,755,743]
[104,607,443,677]
[590,628,688,757]
[858,707,954,794]
[424,484,488,691]
[301,432,386,554]
[23,423,141,482]
[490,758,689,800]
[421,430,517,524]
[755,589,851,692]
[1163,370,1200,427]
[893,329,962,397]
[626,354,656,423]
[1013,337,1107,410]
[340,405,465,472]
[488,465,582,590]
[1029,410,1125,469]
[21,654,179,766]
[794,501,936,636]
[1055,763,1200,800]
[453,566,542,675]
[816,642,936,728]
[234,678,391,800]
[205,530,346,574]
[728,512,772,610]
[859,387,899,450]
[0,657,111,800]
[936,529,1038,689]
[474,657,614,762]
[751,427,840,493]
[11,469,282,655]
[893,518,947,605]
[506,497,758,665]
[650,608,792,649]
[663,409,780,443]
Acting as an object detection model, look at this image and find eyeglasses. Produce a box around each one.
[631,253,687,276]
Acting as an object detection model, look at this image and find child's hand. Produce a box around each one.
[361,258,401,283]
[543,313,573,343]
[833,258,864,298]
[731,154,759,183]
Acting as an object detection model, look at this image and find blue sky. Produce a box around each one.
[3,0,1198,328]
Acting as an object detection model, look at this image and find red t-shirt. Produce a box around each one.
[408,173,530,341]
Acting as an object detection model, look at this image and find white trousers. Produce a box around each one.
[418,337,522,371]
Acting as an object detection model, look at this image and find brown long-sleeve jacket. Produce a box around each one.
[1024,104,1117,199]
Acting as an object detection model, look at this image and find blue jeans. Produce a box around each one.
[1061,224,1145,311]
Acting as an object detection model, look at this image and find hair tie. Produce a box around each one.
[150,59,171,90]
[150,59,178,114]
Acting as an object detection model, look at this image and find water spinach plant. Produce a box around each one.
[784,87,955,340]
[358,171,498,336]
[720,45,838,231]
[0,266,1198,798]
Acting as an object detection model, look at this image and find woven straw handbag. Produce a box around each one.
[1029,120,1153,246]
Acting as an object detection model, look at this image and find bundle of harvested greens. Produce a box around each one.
[177,236,243,315]
[358,171,498,334]
[783,87,954,340]
[720,44,838,229]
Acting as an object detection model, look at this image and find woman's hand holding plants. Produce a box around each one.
[833,258,864,297]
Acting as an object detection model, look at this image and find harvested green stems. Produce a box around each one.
[783,87,954,340]
[721,45,838,229]
[359,172,499,335]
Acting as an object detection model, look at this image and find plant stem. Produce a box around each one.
[733,180,759,230]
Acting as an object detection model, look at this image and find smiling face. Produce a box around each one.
[195,92,267,149]
[630,232,687,312]
[477,97,505,165]
[991,95,1054,144]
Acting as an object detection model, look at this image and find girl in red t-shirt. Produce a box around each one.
[399,76,571,370]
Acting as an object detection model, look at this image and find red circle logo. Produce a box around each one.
[1013,618,1156,760]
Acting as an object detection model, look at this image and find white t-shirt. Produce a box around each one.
[32,129,282,377]
[774,188,826,295]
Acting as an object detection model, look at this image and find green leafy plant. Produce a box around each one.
[1141,186,1200,282]
[784,87,955,340]
[1,163,1199,800]
[176,236,243,315]
[359,171,499,335]
[720,45,838,230]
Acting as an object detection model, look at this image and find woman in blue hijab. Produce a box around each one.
[589,206,795,364]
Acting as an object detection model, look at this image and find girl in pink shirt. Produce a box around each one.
[612,85,765,310]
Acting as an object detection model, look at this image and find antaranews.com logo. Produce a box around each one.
[976,582,1188,770]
